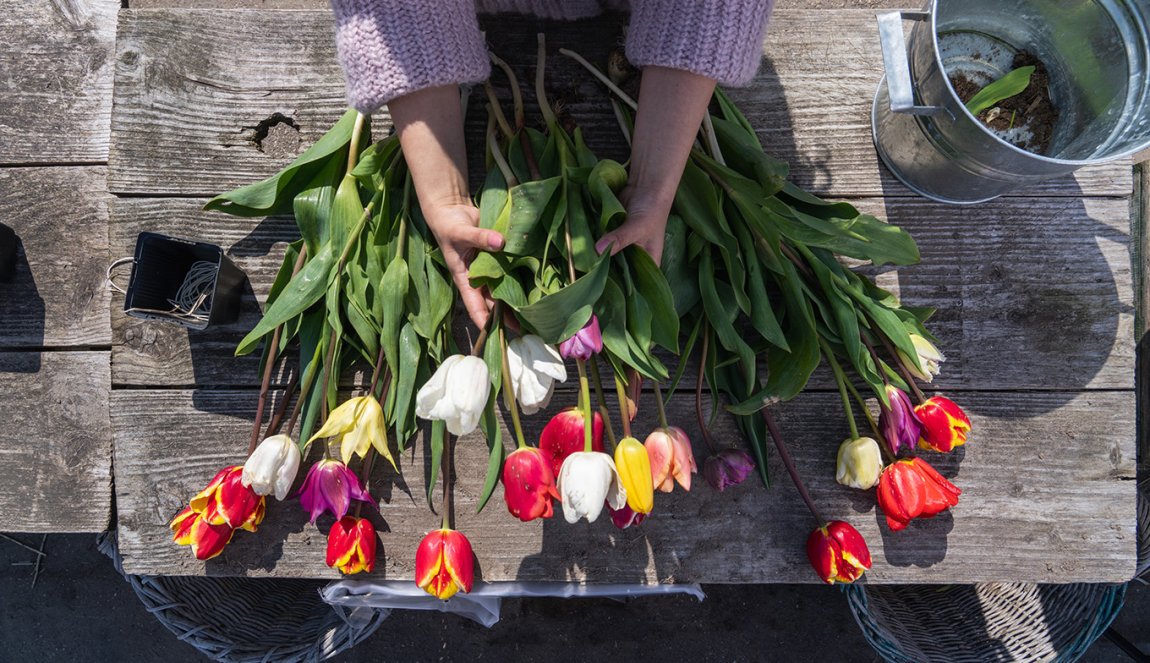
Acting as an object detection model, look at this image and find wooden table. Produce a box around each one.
[2,2,1142,584]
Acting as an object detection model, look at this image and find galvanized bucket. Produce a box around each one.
[872,0,1150,204]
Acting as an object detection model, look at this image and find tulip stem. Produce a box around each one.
[354,449,376,519]
[589,359,618,447]
[484,81,515,141]
[576,359,594,453]
[499,329,528,450]
[264,369,299,439]
[488,50,524,130]
[695,327,718,454]
[470,302,502,357]
[861,334,890,388]
[535,34,559,128]
[613,370,632,439]
[368,345,386,399]
[820,340,859,441]
[442,433,455,530]
[761,407,826,528]
[558,48,639,111]
[877,331,927,403]
[346,112,366,176]
[653,382,669,429]
[286,340,324,440]
[843,379,881,441]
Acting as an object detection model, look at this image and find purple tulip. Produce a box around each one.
[880,385,923,456]
[703,449,755,492]
[559,315,603,361]
[297,459,372,523]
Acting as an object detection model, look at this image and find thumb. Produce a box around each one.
[453,224,505,252]
[595,226,639,256]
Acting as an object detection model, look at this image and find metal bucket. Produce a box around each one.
[872,0,1150,204]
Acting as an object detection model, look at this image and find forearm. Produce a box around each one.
[388,84,471,210]
[627,66,716,209]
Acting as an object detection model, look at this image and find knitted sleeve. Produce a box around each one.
[331,0,491,114]
[625,0,776,86]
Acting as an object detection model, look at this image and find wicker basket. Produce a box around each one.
[1137,477,1149,581]
[98,532,388,662]
[845,582,1126,663]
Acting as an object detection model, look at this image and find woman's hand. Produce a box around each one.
[595,66,716,266]
[390,84,504,328]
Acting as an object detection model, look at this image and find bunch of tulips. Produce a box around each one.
[170,36,973,592]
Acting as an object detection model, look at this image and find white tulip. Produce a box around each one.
[241,434,301,501]
[415,354,491,436]
[899,334,946,383]
[506,335,567,415]
[556,451,627,524]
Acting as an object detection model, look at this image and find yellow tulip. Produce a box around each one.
[308,396,396,470]
[614,436,654,514]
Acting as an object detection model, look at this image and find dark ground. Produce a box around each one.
[1,534,1146,662]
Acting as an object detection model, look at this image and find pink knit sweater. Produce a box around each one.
[332,0,775,114]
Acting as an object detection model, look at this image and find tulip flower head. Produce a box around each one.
[608,503,647,529]
[899,334,945,383]
[806,521,872,584]
[415,528,474,600]
[242,434,302,500]
[539,408,604,477]
[876,457,960,531]
[558,315,603,361]
[835,437,883,490]
[170,506,235,561]
[502,447,560,522]
[915,396,971,453]
[297,459,373,523]
[308,396,394,469]
[189,466,265,531]
[506,335,567,416]
[326,516,376,575]
[557,451,627,524]
[880,386,923,456]
[645,426,696,492]
[415,354,491,436]
[614,436,655,514]
[703,449,756,492]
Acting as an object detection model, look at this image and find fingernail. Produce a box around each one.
[488,234,504,251]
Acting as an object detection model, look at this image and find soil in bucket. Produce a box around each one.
[950,51,1059,155]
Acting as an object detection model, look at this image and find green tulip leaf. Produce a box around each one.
[236,244,335,356]
[513,249,611,343]
[966,66,1035,116]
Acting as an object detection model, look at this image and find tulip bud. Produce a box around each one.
[899,334,945,383]
[806,521,872,584]
[171,506,234,561]
[502,447,560,522]
[506,335,568,415]
[189,466,265,531]
[556,451,627,524]
[879,385,922,456]
[297,459,373,523]
[703,449,755,492]
[558,315,603,360]
[835,437,883,490]
[614,436,655,514]
[326,516,376,575]
[645,426,696,492]
[242,434,302,501]
[415,355,491,436]
[539,408,604,477]
[308,396,394,469]
[914,396,971,453]
[415,528,474,600]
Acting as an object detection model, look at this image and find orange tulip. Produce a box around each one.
[415,529,474,600]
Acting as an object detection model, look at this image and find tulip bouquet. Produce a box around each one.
[172,34,976,590]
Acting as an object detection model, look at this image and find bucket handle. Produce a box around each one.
[877,11,945,116]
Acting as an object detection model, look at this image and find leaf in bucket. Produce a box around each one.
[965,66,1035,116]
[236,244,335,356]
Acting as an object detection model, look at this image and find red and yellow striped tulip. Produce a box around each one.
[170,506,234,561]
[415,529,474,600]
[326,516,376,575]
[914,396,971,453]
[806,521,872,584]
[188,466,265,532]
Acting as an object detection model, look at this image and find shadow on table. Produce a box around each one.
[0,229,45,372]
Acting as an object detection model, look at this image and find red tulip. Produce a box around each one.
[608,503,647,530]
[170,506,234,561]
[326,516,376,575]
[915,396,971,453]
[502,447,560,522]
[188,466,265,532]
[538,408,604,477]
[876,457,961,531]
[806,521,872,584]
[415,529,475,600]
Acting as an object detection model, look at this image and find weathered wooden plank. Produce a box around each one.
[0,0,117,164]
[109,195,1136,391]
[0,167,112,348]
[0,352,112,532]
[111,388,1137,582]
[106,9,1130,198]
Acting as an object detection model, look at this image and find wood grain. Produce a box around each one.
[111,388,1137,582]
[109,196,1136,392]
[0,0,118,164]
[106,9,1130,198]
[0,352,112,532]
[0,167,112,348]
